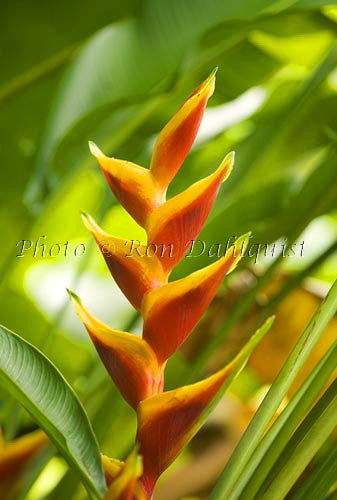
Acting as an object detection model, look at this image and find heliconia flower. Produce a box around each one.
[150,69,217,190]
[68,291,163,409]
[137,359,237,496]
[71,71,271,500]
[146,152,234,274]
[103,450,147,500]
[142,234,248,364]
[89,142,164,228]
[81,213,166,311]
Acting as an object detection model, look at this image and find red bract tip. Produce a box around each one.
[150,70,217,190]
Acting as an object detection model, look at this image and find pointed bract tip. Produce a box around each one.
[205,68,217,95]
[67,292,94,327]
[191,68,217,101]
[205,67,218,86]
[81,212,100,234]
[224,233,251,267]
[88,140,104,158]
[80,210,89,221]
[220,151,235,183]
[66,288,81,304]
[226,150,235,163]
[234,231,251,249]
[81,211,92,229]
[237,230,252,241]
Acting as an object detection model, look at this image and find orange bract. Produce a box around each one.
[142,235,244,364]
[147,152,234,273]
[150,70,217,189]
[89,142,163,228]
[0,430,48,481]
[69,291,163,409]
[137,360,236,496]
[81,213,165,310]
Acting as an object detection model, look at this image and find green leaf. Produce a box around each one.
[291,444,337,500]
[260,379,337,500]
[237,340,337,499]
[210,279,337,500]
[0,324,106,500]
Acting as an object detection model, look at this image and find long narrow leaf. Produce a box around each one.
[237,340,337,499]
[0,325,106,500]
[260,380,337,500]
[291,444,337,500]
[210,279,337,499]
[259,378,337,489]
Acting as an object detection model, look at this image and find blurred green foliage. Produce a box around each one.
[1,1,337,498]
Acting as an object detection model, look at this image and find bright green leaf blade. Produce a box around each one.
[237,339,337,499]
[210,279,337,500]
[260,379,337,500]
[291,444,337,500]
[260,377,337,488]
[0,324,106,500]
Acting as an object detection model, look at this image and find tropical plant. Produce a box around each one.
[1,70,337,500]
[1,2,337,499]
[1,71,274,499]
